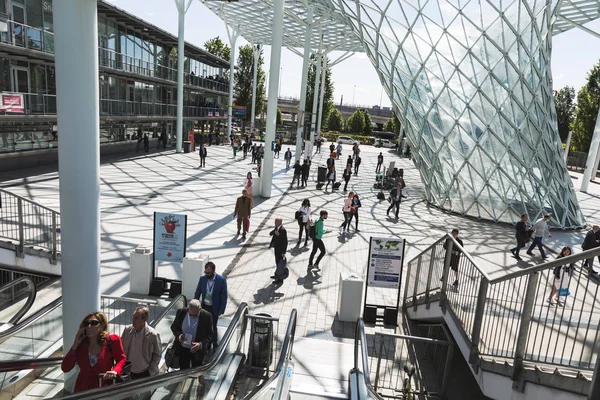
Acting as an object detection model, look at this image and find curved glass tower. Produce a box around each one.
[331,0,585,227]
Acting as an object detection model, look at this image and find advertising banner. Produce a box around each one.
[153,212,187,263]
[208,110,213,117]
[0,94,24,113]
[234,106,246,117]
[367,237,405,288]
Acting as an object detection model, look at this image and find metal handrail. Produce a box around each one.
[99,295,158,305]
[57,302,250,400]
[0,187,58,215]
[351,318,382,399]
[0,276,36,325]
[149,294,186,328]
[0,297,61,341]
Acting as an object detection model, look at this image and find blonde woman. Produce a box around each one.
[61,312,126,392]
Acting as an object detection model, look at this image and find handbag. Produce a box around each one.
[165,340,180,370]
[106,337,132,383]
[558,287,570,296]
[295,210,303,221]
[246,219,250,232]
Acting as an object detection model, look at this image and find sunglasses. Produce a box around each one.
[84,320,101,327]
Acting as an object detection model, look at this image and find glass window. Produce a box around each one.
[45,66,55,94]
[26,0,43,28]
[0,58,10,92]
[30,63,45,94]
[107,21,116,52]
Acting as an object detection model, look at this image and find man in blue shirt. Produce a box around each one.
[194,262,228,349]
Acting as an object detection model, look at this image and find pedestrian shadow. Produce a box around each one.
[289,245,311,256]
[252,284,284,305]
[297,270,321,289]
[223,236,245,247]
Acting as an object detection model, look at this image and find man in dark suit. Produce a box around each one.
[194,262,228,348]
[582,225,600,274]
[510,214,530,260]
[199,143,207,167]
[170,299,213,369]
[269,217,288,281]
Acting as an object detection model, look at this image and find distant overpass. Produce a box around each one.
[267,97,393,125]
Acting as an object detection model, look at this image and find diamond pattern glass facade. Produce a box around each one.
[330,0,585,227]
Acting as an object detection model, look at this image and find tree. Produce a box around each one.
[554,86,576,142]
[327,108,344,131]
[203,36,230,61]
[571,86,598,152]
[277,108,283,125]
[363,110,373,135]
[347,110,365,133]
[234,44,266,122]
[305,55,334,130]
[383,113,401,134]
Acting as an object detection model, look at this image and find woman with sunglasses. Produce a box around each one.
[62,312,126,392]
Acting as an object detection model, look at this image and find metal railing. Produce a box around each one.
[0,188,60,263]
[350,318,383,400]
[404,234,600,384]
[245,310,297,400]
[99,295,159,338]
[0,20,54,53]
[56,302,249,400]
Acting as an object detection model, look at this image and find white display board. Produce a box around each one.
[153,212,187,263]
[367,237,405,289]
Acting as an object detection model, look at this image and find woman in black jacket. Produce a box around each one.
[351,194,362,232]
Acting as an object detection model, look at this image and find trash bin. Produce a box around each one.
[183,141,191,153]
[250,313,273,368]
[337,273,364,322]
[318,166,328,182]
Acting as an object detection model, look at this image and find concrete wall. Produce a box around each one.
[0,138,164,173]
[0,241,61,276]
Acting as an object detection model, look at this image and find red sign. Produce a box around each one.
[0,94,24,113]
[188,130,195,152]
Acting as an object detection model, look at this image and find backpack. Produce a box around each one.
[309,220,319,239]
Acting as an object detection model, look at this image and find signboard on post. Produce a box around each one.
[368,237,404,288]
[0,94,24,113]
[234,106,246,117]
[153,212,187,263]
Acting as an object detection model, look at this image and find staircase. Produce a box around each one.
[403,234,600,400]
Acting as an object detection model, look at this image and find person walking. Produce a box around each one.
[284,148,292,169]
[274,141,281,158]
[297,199,311,246]
[329,142,335,155]
[291,160,302,189]
[354,156,361,176]
[510,214,530,260]
[242,141,248,158]
[233,189,252,239]
[251,143,258,164]
[351,193,362,232]
[582,225,600,274]
[61,312,126,392]
[316,139,321,153]
[244,172,254,208]
[301,159,310,187]
[269,217,288,280]
[170,299,213,368]
[526,214,552,259]
[324,166,336,192]
[308,210,330,271]
[547,247,573,306]
[346,155,353,170]
[232,139,239,158]
[339,192,354,234]
[193,262,227,348]
[121,306,162,379]
[162,128,168,149]
[376,152,384,173]
[387,182,404,219]
[444,229,463,287]
[342,166,352,192]
[336,142,343,159]
[199,143,207,168]
[143,133,149,152]
[326,154,336,171]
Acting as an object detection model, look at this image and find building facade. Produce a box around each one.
[0,0,230,154]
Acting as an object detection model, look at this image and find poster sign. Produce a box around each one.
[234,106,246,117]
[0,94,24,113]
[368,237,405,288]
[208,110,213,117]
[153,212,187,263]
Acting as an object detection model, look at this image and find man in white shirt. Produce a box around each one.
[121,306,162,379]
[526,214,552,260]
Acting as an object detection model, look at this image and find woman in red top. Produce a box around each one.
[61,311,126,392]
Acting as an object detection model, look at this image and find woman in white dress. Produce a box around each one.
[245,172,254,207]
[297,199,311,246]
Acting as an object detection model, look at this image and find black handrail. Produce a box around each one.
[0,296,62,341]
[56,302,250,400]
[244,309,298,400]
[351,318,383,399]
[0,276,37,325]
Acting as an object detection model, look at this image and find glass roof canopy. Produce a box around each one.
[201,0,363,51]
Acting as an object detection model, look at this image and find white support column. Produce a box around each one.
[250,43,261,137]
[316,55,328,138]
[581,108,600,192]
[295,6,313,162]
[175,0,192,153]
[261,0,285,198]
[307,41,322,157]
[564,130,572,164]
[54,0,100,389]
[226,26,240,141]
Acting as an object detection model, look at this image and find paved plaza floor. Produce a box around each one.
[2,140,600,395]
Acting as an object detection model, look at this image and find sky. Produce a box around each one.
[107,0,600,107]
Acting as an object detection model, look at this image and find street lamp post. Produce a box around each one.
[352,85,356,105]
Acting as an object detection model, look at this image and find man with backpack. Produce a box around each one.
[308,210,330,271]
[387,181,405,219]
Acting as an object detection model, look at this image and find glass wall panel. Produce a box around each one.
[0,58,10,92]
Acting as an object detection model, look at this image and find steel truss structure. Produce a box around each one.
[202,0,600,227]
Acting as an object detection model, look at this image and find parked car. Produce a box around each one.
[337,136,357,145]
[375,138,395,148]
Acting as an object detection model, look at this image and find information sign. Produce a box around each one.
[367,237,405,288]
[153,212,187,263]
